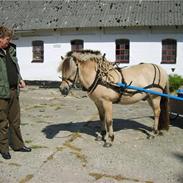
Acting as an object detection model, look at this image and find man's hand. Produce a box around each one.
[19,80,26,88]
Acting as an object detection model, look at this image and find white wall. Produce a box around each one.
[13,27,183,81]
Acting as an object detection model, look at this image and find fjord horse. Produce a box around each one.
[58,50,170,147]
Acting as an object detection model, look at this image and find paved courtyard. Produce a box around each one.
[0,86,183,183]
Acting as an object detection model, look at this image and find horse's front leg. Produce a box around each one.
[95,102,106,141]
[103,101,114,147]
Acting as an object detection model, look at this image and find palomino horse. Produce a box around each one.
[58,50,170,147]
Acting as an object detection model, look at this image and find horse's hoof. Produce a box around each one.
[109,135,114,142]
[103,142,112,147]
[95,136,102,141]
[102,136,106,142]
[153,130,163,136]
[147,135,155,139]
[158,131,163,136]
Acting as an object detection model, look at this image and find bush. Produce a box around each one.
[169,74,183,93]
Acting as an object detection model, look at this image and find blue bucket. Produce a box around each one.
[177,89,183,98]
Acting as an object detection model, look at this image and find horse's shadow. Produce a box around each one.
[42,118,152,139]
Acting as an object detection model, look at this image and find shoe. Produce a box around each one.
[1,152,11,160]
[15,146,32,152]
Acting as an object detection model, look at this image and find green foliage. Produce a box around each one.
[169,74,183,92]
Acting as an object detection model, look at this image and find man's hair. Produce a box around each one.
[0,26,13,38]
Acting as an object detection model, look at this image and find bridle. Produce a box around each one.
[60,58,103,95]
[60,62,79,90]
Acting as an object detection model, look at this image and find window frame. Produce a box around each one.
[71,39,84,51]
[115,39,130,63]
[161,39,177,64]
[32,40,44,63]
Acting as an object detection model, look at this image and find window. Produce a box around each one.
[115,39,129,63]
[161,39,177,64]
[71,40,83,51]
[32,40,44,62]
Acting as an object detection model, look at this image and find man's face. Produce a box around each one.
[0,36,11,49]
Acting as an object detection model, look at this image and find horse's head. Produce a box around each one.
[58,55,79,96]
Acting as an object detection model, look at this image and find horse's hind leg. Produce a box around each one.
[147,96,161,135]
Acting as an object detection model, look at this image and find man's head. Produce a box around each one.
[0,26,13,49]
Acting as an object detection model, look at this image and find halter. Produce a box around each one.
[60,63,79,90]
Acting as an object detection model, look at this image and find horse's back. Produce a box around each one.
[121,63,168,88]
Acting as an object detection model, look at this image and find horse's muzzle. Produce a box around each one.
[60,87,69,96]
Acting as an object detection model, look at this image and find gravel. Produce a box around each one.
[0,86,183,183]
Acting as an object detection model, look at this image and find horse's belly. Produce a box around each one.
[120,93,147,104]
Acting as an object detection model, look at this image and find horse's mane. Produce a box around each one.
[57,50,101,73]
[66,49,104,62]
[58,50,115,80]
[57,57,70,74]
[66,49,101,57]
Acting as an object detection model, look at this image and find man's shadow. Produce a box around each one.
[42,118,152,139]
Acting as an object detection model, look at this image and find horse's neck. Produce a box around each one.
[78,61,97,89]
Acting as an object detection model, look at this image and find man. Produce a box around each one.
[0,26,31,160]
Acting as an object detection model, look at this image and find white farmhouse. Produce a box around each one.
[0,0,183,83]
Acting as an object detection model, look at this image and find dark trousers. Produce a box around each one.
[0,89,24,153]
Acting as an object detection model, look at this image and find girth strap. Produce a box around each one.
[82,69,101,94]
[119,63,164,96]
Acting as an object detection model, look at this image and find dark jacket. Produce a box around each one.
[0,43,22,98]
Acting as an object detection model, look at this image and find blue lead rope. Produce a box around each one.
[116,82,183,101]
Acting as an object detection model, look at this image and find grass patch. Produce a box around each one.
[9,162,21,167]
[25,104,46,110]
[56,146,64,151]
[36,120,51,124]
[54,106,63,110]
[63,142,81,152]
[70,151,87,167]
[66,132,82,143]
[30,145,48,149]
[25,140,32,144]
[19,174,34,183]
[47,154,54,161]
[89,172,153,182]
[21,123,29,126]
[63,132,87,167]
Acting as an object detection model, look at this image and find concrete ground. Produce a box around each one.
[0,86,183,183]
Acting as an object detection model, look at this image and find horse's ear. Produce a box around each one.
[61,56,64,60]
[102,53,106,61]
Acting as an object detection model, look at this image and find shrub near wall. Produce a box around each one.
[169,74,183,93]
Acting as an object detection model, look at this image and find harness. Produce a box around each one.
[82,57,122,95]
[121,64,164,94]
[83,63,165,102]
[62,56,164,102]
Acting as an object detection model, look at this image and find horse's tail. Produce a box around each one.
[158,80,170,130]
